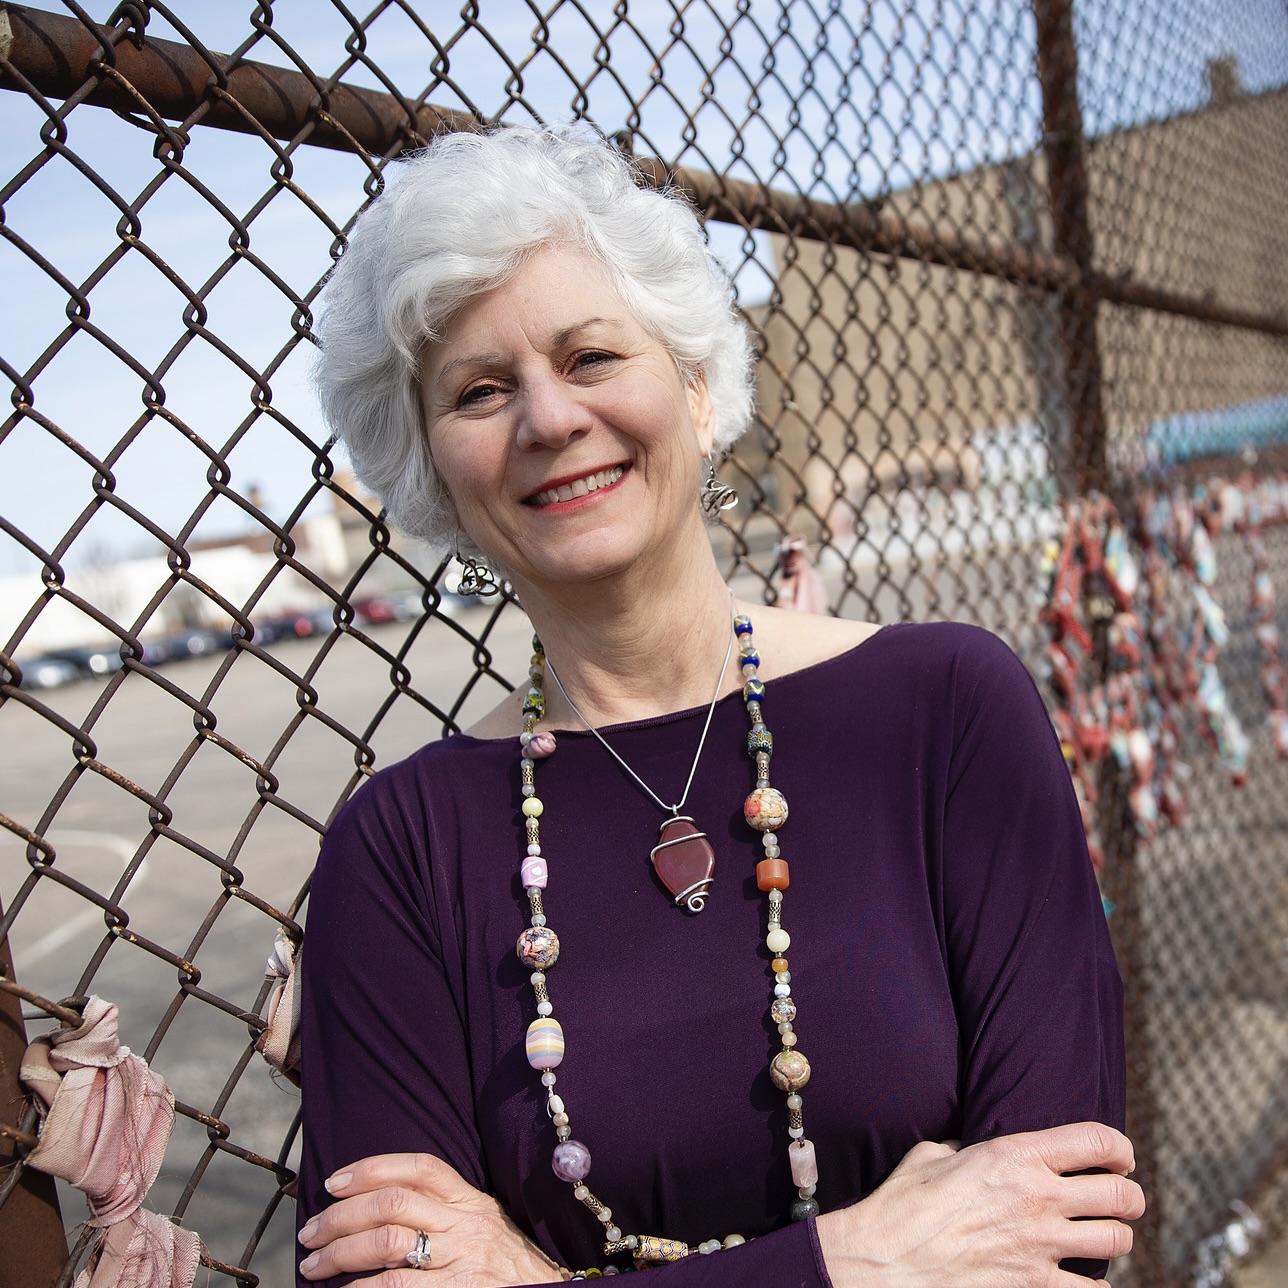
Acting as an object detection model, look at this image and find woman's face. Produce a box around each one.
[420,246,714,594]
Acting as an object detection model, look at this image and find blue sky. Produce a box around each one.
[1,0,1284,582]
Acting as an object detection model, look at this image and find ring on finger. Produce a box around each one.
[405,1229,432,1270]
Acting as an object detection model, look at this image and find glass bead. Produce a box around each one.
[782,1032,798,1047]
[541,1071,557,1086]
[517,927,560,969]
[766,927,791,954]
[747,724,773,755]
[522,854,549,889]
[531,914,547,927]
[776,970,791,984]
[522,687,545,717]
[574,1184,590,1200]
[743,677,765,701]
[527,843,542,856]
[788,1126,804,1139]
[537,1001,553,1017]
[522,797,544,818]
[520,731,533,746]
[525,1018,565,1069]
[790,1197,820,1222]
[556,1125,572,1141]
[723,1235,745,1248]
[550,1110,568,1126]
[598,1207,612,1222]
[769,1049,811,1091]
[522,783,536,797]
[777,1021,793,1035]
[800,1185,817,1198]
[531,971,546,984]
[734,615,753,635]
[771,957,790,973]
[740,648,760,668]
[786,1094,803,1109]
[549,1094,565,1114]
[774,983,792,998]
[607,1226,622,1242]
[552,1140,592,1182]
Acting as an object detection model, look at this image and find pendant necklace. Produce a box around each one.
[543,598,736,913]
[514,610,821,1274]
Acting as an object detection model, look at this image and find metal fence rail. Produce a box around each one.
[1,2,1286,1285]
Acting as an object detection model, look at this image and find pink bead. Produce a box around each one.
[789,1138,818,1188]
[521,856,549,888]
[522,731,558,759]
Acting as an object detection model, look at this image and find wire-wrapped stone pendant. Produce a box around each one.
[650,815,715,912]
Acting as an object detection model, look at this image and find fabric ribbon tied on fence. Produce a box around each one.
[20,995,201,1288]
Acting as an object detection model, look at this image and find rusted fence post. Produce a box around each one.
[0,901,67,1288]
[1033,4,1164,1285]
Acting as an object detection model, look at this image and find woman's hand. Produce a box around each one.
[297,1152,565,1286]
[817,1121,1145,1287]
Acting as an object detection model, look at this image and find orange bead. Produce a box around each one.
[771,957,790,973]
[756,858,790,891]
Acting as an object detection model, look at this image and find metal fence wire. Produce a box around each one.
[1,2,1286,1285]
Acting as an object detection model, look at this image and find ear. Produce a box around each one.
[687,371,716,456]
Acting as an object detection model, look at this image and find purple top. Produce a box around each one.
[298,622,1124,1285]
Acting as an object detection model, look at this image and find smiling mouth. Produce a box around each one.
[527,464,627,508]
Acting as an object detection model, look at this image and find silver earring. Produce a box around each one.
[454,551,500,597]
[700,455,739,516]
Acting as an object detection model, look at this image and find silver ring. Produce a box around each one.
[405,1229,432,1270]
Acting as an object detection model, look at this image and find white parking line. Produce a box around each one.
[12,830,149,967]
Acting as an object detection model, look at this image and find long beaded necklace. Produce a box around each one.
[514,611,821,1273]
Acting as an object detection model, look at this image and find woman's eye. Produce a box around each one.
[457,382,502,407]
[573,350,616,371]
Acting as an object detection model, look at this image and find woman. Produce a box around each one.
[296,124,1141,1285]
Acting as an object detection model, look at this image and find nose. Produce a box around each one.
[515,368,593,450]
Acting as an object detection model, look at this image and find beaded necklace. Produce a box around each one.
[514,612,821,1273]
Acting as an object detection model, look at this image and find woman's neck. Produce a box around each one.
[515,550,737,729]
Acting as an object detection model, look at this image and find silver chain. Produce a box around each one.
[543,596,737,817]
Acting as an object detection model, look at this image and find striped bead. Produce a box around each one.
[525,1017,565,1069]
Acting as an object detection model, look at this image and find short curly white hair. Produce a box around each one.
[312,123,756,549]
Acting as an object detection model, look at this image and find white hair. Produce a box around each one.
[312,123,756,549]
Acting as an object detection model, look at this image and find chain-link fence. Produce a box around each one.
[1,2,1286,1285]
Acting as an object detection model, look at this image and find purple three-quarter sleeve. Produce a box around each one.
[298,621,1123,1286]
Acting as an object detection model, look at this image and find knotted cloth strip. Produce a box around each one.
[255,928,303,1084]
[775,536,829,614]
[20,996,201,1288]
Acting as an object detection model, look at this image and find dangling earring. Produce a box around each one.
[700,455,739,516]
[454,549,500,597]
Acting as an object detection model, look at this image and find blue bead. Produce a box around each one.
[734,615,753,635]
[740,649,760,669]
[743,677,766,700]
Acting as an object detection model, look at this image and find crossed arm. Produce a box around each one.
[298,1120,1143,1286]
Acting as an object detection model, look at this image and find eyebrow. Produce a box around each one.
[432,317,621,387]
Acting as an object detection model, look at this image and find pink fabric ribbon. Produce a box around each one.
[20,996,201,1288]
[775,536,830,614]
[256,928,303,1084]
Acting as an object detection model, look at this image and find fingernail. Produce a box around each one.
[299,1253,319,1276]
[298,1218,318,1244]
[324,1171,352,1194]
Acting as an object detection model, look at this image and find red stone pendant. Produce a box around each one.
[650,815,715,912]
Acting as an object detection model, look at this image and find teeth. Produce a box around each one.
[531,465,624,507]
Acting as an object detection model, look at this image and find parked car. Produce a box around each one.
[46,644,123,678]
[12,655,82,689]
